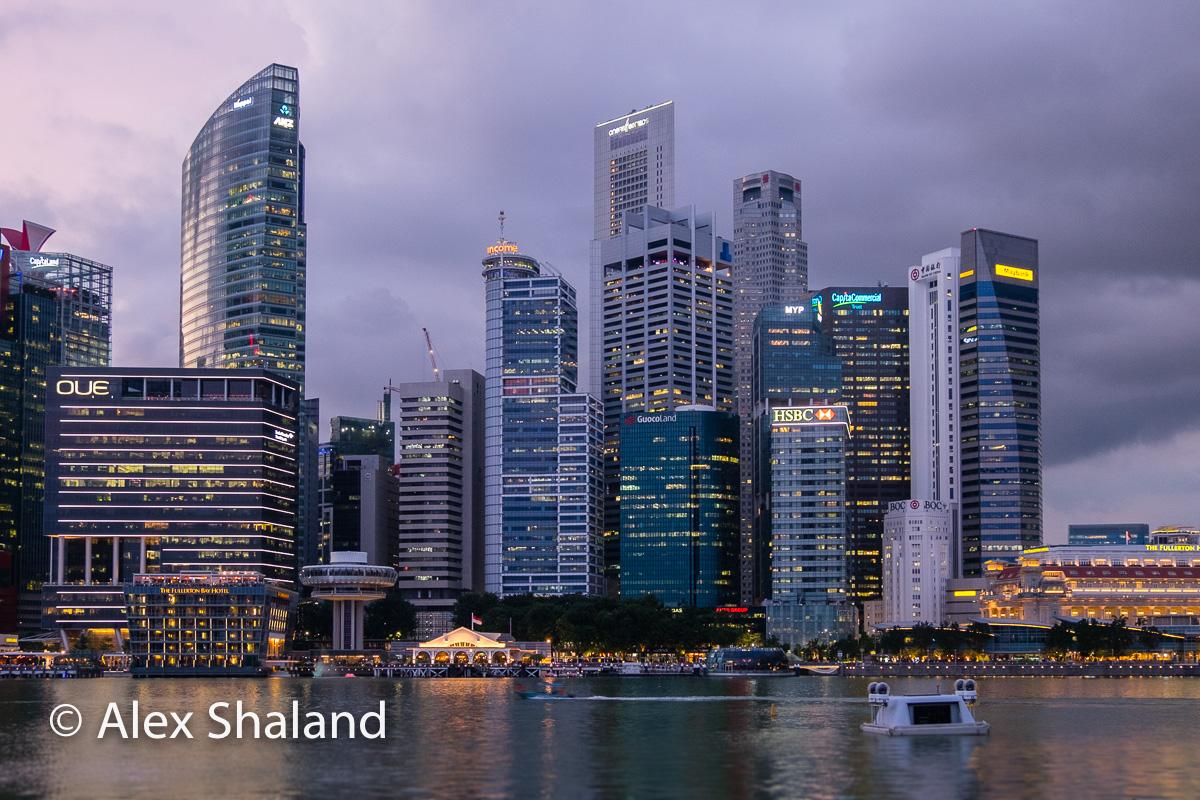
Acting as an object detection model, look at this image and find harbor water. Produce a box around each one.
[1,676,1197,799]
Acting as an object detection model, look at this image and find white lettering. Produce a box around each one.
[273,116,295,129]
[608,117,648,137]
[233,97,253,109]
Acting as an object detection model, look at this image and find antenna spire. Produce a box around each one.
[498,210,506,240]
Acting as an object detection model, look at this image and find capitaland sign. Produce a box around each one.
[29,256,61,268]
[55,378,111,398]
[831,291,883,307]
[608,117,648,137]
[770,406,849,426]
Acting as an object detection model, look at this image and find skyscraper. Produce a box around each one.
[593,101,675,241]
[751,303,842,602]
[483,237,604,597]
[180,63,306,380]
[733,171,809,602]
[958,228,1041,574]
[391,369,485,637]
[811,286,909,605]
[619,408,740,608]
[0,224,114,631]
[595,206,735,587]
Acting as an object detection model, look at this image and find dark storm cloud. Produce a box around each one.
[2,0,1197,530]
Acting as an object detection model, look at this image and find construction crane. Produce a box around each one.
[422,327,441,381]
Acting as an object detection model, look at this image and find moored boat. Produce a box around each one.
[861,679,990,736]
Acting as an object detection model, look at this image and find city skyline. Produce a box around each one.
[2,3,1198,538]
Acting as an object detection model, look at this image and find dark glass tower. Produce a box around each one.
[180,64,306,381]
[751,304,842,602]
[958,229,1041,574]
[811,286,910,604]
[619,408,740,608]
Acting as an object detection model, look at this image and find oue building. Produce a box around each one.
[40,367,300,652]
[619,408,739,608]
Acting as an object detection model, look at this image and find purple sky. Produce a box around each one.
[3,2,1198,540]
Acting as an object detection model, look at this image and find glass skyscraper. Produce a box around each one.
[180,64,306,381]
[732,171,809,601]
[482,239,604,597]
[811,286,910,604]
[751,304,842,602]
[958,228,1041,574]
[619,408,740,608]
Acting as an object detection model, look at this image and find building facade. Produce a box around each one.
[319,453,397,568]
[391,370,485,632]
[1,231,114,631]
[732,171,809,603]
[958,229,1041,574]
[483,239,604,597]
[180,63,306,381]
[1067,523,1150,547]
[592,101,674,241]
[751,303,841,602]
[766,403,856,644]
[41,368,299,648]
[594,206,735,587]
[882,499,954,626]
[619,408,739,608]
[811,286,909,604]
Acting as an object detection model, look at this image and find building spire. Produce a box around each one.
[498,210,506,241]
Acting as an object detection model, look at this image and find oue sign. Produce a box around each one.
[56,378,111,398]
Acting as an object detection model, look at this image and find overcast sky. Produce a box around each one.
[3,1,1197,540]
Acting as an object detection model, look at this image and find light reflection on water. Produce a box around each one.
[1,676,1197,799]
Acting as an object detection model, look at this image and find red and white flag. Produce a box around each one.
[471,613,483,629]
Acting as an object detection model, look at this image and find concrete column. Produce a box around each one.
[84,537,93,585]
[111,538,120,584]
[56,538,66,584]
[139,538,147,573]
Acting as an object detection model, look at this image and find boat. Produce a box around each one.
[861,679,990,736]
[617,662,644,676]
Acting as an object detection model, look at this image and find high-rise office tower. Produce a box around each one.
[733,171,809,602]
[619,408,740,608]
[595,206,735,588]
[766,403,858,647]
[958,229,1041,574]
[751,304,842,602]
[296,397,320,569]
[593,101,675,241]
[483,237,604,597]
[811,286,909,605]
[882,249,961,625]
[41,368,299,649]
[0,224,114,631]
[180,63,306,380]
[317,413,397,562]
[391,369,485,637]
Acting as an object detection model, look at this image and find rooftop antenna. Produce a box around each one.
[498,209,506,241]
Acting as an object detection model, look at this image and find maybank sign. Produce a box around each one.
[770,405,849,427]
[994,263,1034,282]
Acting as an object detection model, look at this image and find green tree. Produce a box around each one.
[364,589,417,641]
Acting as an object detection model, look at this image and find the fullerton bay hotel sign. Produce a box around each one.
[769,404,851,429]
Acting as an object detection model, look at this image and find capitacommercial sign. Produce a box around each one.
[830,291,882,308]
[769,405,850,428]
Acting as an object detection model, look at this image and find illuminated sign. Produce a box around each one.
[233,97,253,110]
[952,590,978,598]
[278,104,292,117]
[958,269,975,279]
[29,256,60,268]
[273,116,295,129]
[1146,544,1200,552]
[784,305,806,314]
[608,117,648,137]
[486,242,520,256]
[910,261,944,282]
[55,378,110,398]
[994,264,1034,282]
[887,499,950,513]
[273,429,295,443]
[811,295,823,322]
[831,291,882,307]
[770,405,849,426]
[626,414,678,425]
[715,607,749,614]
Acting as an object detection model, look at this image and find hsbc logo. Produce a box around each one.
[771,406,848,426]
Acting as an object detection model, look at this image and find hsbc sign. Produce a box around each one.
[770,405,849,427]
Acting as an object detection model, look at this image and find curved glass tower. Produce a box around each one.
[180,64,306,382]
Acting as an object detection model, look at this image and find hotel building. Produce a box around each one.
[41,367,299,648]
[811,286,910,603]
[482,238,604,597]
[595,206,735,586]
[391,370,485,636]
[732,171,809,602]
[619,408,739,608]
[958,229,1041,574]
